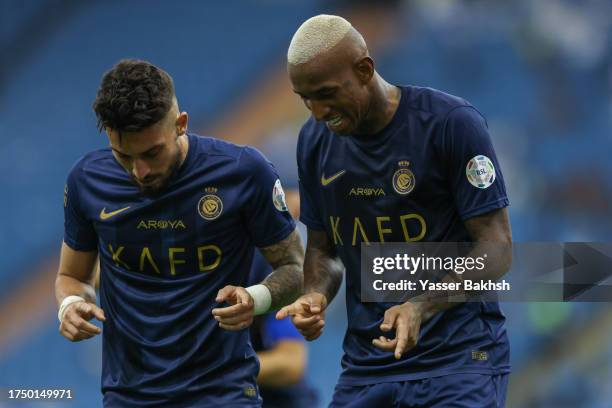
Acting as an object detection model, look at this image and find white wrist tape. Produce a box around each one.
[58,295,86,323]
[245,284,272,316]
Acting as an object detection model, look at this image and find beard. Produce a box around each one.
[132,141,183,197]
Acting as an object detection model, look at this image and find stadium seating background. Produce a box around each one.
[1,1,611,407]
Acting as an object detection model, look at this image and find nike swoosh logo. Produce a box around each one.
[100,206,131,220]
[321,170,347,186]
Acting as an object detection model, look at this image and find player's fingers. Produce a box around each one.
[298,320,325,337]
[59,323,76,341]
[305,296,323,314]
[372,337,397,351]
[72,315,102,335]
[234,287,254,306]
[380,308,398,332]
[292,313,321,329]
[73,302,104,322]
[393,322,410,359]
[277,300,312,319]
[276,305,294,320]
[90,304,106,322]
[61,330,76,342]
[61,322,82,341]
[76,329,97,341]
[215,285,236,303]
[212,302,250,318]
[63,301,86,321]
[214,311,252,325]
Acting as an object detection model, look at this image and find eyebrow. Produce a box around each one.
[294,85,338,97]
[112,144,163,157]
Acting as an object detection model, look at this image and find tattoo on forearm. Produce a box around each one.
[260,229,304,310]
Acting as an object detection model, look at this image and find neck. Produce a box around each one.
[178,133,189,167]
[355,74,400,136]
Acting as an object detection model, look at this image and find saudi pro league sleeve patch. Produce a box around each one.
[272,179,289,211]
[466,155,496,189]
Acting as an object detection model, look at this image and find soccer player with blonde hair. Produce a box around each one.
[279,15,513,407]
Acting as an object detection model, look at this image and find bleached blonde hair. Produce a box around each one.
[287,14,353,65]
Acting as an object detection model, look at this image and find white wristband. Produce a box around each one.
[245,284,272,316]
[58,295,86,323]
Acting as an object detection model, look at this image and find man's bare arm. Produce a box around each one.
[373,208,512,358]
[275,228,344,341]
[257,340,307,387]
[55,242,105,342]
[302,228,344,304]
[55,242,98,306]
[416,207,513,321]
[260,228,305,311]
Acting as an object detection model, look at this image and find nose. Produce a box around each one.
[309,100,331,121]
[132,159,151,181]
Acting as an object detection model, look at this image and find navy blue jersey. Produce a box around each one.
[248,252,318,408]
[297,86,510,385]
[63,134,295,406]
[330,374,509,407]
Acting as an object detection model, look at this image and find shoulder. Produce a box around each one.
[237,144,273,174]
[189,133,244,161]
[401,85,479,121]
[189,133,270,174]
[66,148,113,184]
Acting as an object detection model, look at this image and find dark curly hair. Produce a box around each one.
[93,59,175,133]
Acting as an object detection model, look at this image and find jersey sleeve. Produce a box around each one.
[441,106,509,220]
[63,164,98,251]
[240,147,296,248]
[297,129,325,230]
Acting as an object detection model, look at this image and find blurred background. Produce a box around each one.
[1,0,611,407]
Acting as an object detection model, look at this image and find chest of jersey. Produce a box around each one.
[92,174,248,277]
[314,127,456,247]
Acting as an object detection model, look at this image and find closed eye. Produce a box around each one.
[115,151,130,161]
[317,89,336,98]
[142,148,161,159]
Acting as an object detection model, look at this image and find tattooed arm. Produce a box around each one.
[212,227,304,330]
[372,208,512,359]
[260,227,305,310]
[276,227,345,341]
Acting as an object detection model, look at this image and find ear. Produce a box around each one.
[176,112,189,135]
[354,56,374,85]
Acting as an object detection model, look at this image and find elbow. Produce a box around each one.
[284,362,306,385]
[272,341,307,386]
[501,233,513,274]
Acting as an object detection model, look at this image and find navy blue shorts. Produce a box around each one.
[330,374,509,408]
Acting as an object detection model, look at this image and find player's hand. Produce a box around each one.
[212,285,254,331]
[276,292,327,341]
[59,301,105,342]
[372,302,422,359]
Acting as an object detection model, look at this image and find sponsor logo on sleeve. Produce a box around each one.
[272,179,288,212]
[466,155,496,189]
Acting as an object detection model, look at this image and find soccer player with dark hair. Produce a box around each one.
[56,59,304,407]
[277,15,513,407]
